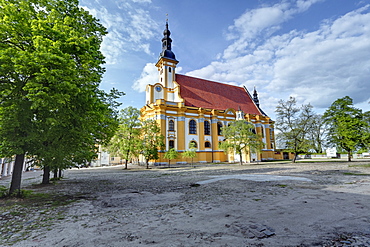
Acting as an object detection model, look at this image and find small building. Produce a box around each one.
[141,22,277,164]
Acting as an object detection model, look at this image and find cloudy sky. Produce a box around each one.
[80,0,370,119]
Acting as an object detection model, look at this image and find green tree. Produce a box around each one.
[182,142,197,167]
[323,96,368,161]
[106,107,141,169]
[307,114,328,153]
[140,120,164,169]
[275,97,315,163]
[0,0,121,193]
[364,111,370,151]
[219,120,263,165]
[164,148,179,168]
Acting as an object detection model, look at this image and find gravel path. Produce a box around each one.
[1,160,370,246]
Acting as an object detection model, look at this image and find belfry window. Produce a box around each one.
[205,141,211,148]
[168,120,175,131]
[169,67,171,73]
[189,120,197,134]
[204,121,210,135]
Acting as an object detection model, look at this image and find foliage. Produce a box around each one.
[306,114,328,153]
[323,96,369,161]
[363,111,370,150]
[0,0,122,192]
[0,185,7,198]
[164,148,179,167]
[140,120,164,169]
[219,120,263,165]
[275,97,315,162]
[106,107,141,169]
[182,142,197,167]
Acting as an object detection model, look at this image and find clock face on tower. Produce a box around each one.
[155,85,162,92]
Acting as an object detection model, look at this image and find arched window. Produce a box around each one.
[217,122,223,135]
[205,141,211,148]
[169,140,175,149]
[189,120,197,134]
[168,120,174,131]
[189,141,197,148]
[204,121,210,135]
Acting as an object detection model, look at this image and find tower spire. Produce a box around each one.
[159,16,177,61]
[253,86,260,107]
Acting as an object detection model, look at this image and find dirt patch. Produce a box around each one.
[1,161,370,246]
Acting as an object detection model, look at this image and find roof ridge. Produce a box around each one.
[176,73,245,90]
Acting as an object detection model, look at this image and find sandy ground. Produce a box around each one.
[1,160,370,246]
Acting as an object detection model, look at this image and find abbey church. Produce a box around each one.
[140,22,278,164]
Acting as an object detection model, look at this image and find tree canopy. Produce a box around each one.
[0,0,122,194]
[182,142,197,167]
[275,97,315,162]
[164,148,179,168]
[219,120,263,165]
[323,96,369,161]
[140,120,164,169]
[106,107,141,169]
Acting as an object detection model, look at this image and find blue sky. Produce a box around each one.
[80,0,370,119]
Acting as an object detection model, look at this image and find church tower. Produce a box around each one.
[146,21,179,104]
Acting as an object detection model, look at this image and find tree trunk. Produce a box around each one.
[146,160,149,169]
[42,165,51,184]
[125,159,128,169]
[292,153,297,163]
[53,168,58,179]
[58,169,62,178]
[168,160,171,168]
[348,150,351,162]
[9,153,25,196]
[239,153,243,165]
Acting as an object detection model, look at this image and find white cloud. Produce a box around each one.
[133,63,183,92]
[132,0,151,3]
[271,5,370,108]
[188,2,370,117]
[132,63,157,92]
[80,0,158,65]
[223,0,323,60]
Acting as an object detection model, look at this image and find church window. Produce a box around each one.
[261,126,264,138]
[217,122,223,135]
[189,120,197,134]
[205,141,211,148]
[169,140,175,149]
[189,141,197,148]
[168,120,175,131]
[169,67,171,73]
[204,121,210,135]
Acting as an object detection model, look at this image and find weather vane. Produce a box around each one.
[166,13,168,22]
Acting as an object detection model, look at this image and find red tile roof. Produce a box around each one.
[175,74,262,115]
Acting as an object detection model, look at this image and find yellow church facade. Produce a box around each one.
[140,22,278,165]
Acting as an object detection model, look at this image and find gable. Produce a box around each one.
[175,74,262,115]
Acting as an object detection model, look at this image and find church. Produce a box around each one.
[140,22,277,164]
